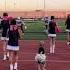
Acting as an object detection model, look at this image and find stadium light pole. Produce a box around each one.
[44,0,45,18]
[44,0,45,11]
[14,0,16,11]
[5,0,6,11]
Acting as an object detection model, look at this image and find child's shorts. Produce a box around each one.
[38,60,45,64]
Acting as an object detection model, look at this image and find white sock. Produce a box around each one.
[50,46,53,53]
[52,45,55,53]
[3,55,6,60]
[67,42,70,45]
[14,62,18,70]
[10,64,13,70]
[7,52,9,57]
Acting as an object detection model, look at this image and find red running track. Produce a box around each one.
[0,40,70,70]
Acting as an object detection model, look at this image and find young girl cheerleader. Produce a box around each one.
[6,18,20,70]
[44,17,50,33]
[35,41,46,70]
[16,17,24,39]
[48,16,57,53]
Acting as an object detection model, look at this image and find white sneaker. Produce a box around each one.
[7,52,9,57]
[3,55,9,61]
[3,55,7,61]
[10,64,13,70]
[50,46,53,53]
[14,63,18,70]
[67,42,70,45]
[52,45,55,53]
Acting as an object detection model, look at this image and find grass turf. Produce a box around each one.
[0,20,67,40]
[22,20,67,40]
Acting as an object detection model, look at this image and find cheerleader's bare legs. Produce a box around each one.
[49,37,53,53]
[52,37,56,53]
[3,40,9,60]
[38,63,46,70]
[49,37,55,53]
[38,64,41,70]
[13,51,18,70]
[42,63,46,70]
[9,51,13,70]
[67,32,70,45]
[9,51,18,70]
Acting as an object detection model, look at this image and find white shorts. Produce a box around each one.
[6,45,19,51]
[66,29,70,32]
[48,34,56,37]
[45,24,48,25]
[1,37,9,41]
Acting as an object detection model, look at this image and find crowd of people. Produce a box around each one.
[0,12,70,70]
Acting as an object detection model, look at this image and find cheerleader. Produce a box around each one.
[65,14,70,45]
[44,17,50,33]
[16,17,24,39]
[48,16,57,53]
[6,19,20,70]
[35,41,46,70]
[1,12,9,60]
[16,17,24,32]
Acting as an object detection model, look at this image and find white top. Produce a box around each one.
[35,53,46,62]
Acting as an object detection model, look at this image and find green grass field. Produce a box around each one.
[22,20,67,40]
